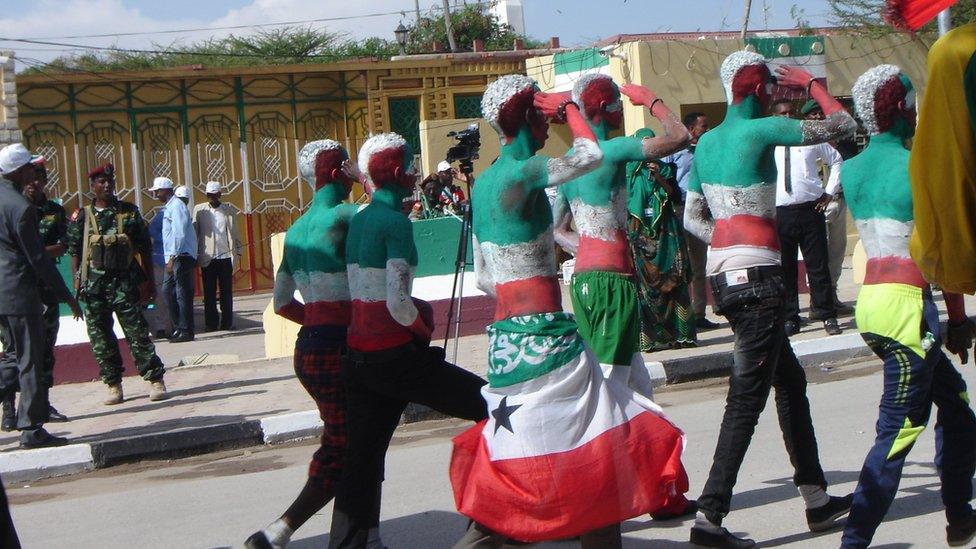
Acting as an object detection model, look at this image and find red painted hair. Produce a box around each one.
[731,64,770,104]
[314,148,348,189]
[367,147,407,188]
[873,76,907,134]
[496,87,536,137]
[579,78,618,120]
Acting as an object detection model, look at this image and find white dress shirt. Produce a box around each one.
[774,143,843,207]
[209,205,232,259]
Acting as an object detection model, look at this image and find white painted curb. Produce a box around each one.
[792,333,866,358]
[0,444,94,483]
[259,410,323,444]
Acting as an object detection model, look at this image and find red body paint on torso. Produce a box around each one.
[494,276,564,321]
[574,232,634,274]
[863,257,927,288]
[711,215,780,251]
[347,301,414,352]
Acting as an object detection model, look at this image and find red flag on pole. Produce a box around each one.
[884,0,958,30]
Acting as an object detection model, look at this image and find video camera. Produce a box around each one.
[446,123,481,176]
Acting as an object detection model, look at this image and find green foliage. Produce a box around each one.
[24,5,540,75]
[822,0,976,36]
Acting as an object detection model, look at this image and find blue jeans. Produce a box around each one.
[842,290,976,548]
[163,255,196,335]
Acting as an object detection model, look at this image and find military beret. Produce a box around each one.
[87,163,115,180]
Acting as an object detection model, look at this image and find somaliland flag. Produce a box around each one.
[450,313,688,542]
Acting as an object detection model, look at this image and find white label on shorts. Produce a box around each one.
[725,269,750,286]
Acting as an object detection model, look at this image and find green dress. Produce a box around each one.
[625,129,696,351]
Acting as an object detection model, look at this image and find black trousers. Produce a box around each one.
[776,202,836,322]
[163,255,196,335]
[328,343,487,549]
[201,258,234,330]
[698,267,827,524]
[0,314,50,443]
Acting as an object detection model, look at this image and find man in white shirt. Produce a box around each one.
[193,181,242,331]
[149,176,198,343]
[770,99,843,337]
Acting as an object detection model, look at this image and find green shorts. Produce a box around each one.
[570,270,640,366]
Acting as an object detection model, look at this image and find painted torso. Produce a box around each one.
[560,134,645,274]
[473,143,563,321]
[346,188,419,351]
[276,185,359,327]
[843,133,924,287]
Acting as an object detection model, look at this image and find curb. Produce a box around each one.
[1,333,873,484]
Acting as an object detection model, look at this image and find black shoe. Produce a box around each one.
[170,331,195,343]
[834,301,855,316]
[695,318,720,331]
[690,525,756,548]
[652,499,698,520]
[243,531,274,549]
[220,324,235,331]
[806,494,853,532]
[19,429,69,449]
[823,318,842,336]
[1,396,15,432]
[947,511,976,546]
[784,319,801,336]
[47,404,68,422]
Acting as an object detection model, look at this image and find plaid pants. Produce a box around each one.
[294,325,348,491]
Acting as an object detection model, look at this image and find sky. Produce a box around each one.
[0,0,837,69]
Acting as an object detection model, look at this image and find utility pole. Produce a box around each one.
[937,7,952,36]
[414,0,421,26]
[442,0,459,52]
[740,0,753,40]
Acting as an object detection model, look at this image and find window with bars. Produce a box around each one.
[453,94,483,119]
[388,97,421,155]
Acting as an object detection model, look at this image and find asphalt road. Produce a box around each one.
[8,356,971,548]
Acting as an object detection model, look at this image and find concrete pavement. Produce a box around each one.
[8,358,971,548]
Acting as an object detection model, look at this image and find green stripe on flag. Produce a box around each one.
[486,312,586,388]
[745,36,824,59]
[554,48,609,76]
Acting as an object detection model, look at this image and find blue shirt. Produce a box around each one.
[148,212,164,267]
[162,196,197,262]
[662,147,695,200]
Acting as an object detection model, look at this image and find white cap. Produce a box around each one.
[205,181,221,194]
[0,144,32,175]
[148,177,174,191]
[437,160,452,173]
[174,185,189,199]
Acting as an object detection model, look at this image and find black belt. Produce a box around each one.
[346,342,417,365]
[709,265,782,290]
[777,199,819,211]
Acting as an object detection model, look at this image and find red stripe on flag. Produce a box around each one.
[450,411,689,542]
[494,276,563,321]
[711,215,780,251]
[574,233,634,273]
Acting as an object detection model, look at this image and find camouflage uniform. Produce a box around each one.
[37,199,67,388]
[66,199,165,385]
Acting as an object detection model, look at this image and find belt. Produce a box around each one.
[777,199,819,211]
[346,342,417,365]
[709,265,782,290]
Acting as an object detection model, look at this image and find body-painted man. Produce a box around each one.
[67,164,167,405]
[839,65,976,549]
[683,51,857,548]
[450,74,688,547]
[246,141,366,549]
[327,133,487,549]
[2,156,70,430]
[551,74,690,397]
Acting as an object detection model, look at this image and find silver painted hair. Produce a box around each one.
[358,133,408,183]
[571,72,614,108]
[482,74,537,135]
[852,64,903,136]
[298,139,344,186]
[720,50,767,105]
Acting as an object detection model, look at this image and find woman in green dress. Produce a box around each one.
[626,128,697,350]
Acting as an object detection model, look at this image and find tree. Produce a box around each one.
[823,0,976,36]
[406,4,544,53]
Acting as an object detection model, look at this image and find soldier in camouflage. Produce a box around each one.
[1,156,71,430]
[67,163,168,405]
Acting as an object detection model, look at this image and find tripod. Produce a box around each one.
[443,170,474,364]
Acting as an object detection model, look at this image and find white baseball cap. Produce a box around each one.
[205,181,221,194]
[0,143,32,175]
[174,185,189,199]
[437,160,452,173]
[148,177,174,191]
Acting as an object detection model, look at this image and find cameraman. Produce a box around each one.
[420,161,454,216]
